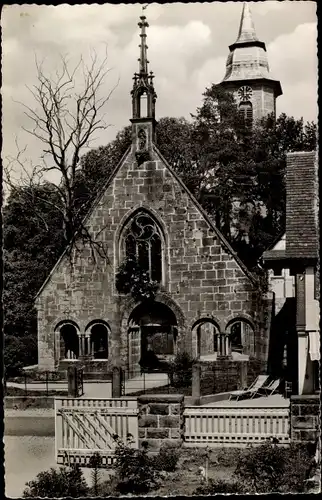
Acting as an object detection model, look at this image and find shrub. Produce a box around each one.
[234,441,314,494]
[22,465,89,498]
[154,445,180,472]
[194,478,244,495]
[215,447,242,467]
[89,452,103,496]
[170,351,194,388]
[113,434,161,494]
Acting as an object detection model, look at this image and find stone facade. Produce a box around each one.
[36,144,270,374]
[225,82,277,123]
[35,13,271,380]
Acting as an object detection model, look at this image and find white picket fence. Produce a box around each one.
[184,406,290,447]
[55,398,139,466]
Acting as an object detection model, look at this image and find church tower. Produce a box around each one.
[131,15,157,159]
[218,2,282,123]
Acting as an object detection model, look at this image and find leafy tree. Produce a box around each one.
[3,185,64,335]
[4,334,38,377]
[77,125,132,208]
[3,184,65,374]
[189,86,317,268]
[23,465,89,498]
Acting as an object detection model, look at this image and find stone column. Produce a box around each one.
[296,271,306,395]
[240,360,248,390]
[77,335,81,357]
[192,363,201,400]
[67,366,77,397]
[112,366,122,398]
[85,335,90,356]
[298,331,309,396]
[225,335,229,357]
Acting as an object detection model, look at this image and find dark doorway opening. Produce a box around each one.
[129,302,177,372]
[60,324,79,359]
[90,324,109,359]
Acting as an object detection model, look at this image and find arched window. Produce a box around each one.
[193,320,220,358]
[239,101,253,128]
[230,322,243,353]
[124,212,162,282]
[59,323,79,360]
[140,91,148,118]
[90,324,109,359]
[227,319,254,355]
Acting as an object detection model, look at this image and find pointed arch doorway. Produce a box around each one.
[128,302,178,375]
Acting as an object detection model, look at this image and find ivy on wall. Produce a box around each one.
[115,257,159,302]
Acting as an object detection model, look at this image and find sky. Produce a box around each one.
[2,1,318,181]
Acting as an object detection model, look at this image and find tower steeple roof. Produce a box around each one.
[234,2,259,45]
[219,2,282,97]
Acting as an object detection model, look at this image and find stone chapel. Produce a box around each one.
[35,11,272,378]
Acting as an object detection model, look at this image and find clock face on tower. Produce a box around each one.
[238,86,253,102]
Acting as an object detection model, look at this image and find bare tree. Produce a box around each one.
[5,50,118,262]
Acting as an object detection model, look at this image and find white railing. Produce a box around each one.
[55,397,139,467]
[184,406,290,447]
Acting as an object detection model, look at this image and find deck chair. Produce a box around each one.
[229,374,270,401]
[254,378,281,397]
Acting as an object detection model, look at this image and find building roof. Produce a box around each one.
[285,151,319,260]
[262,249,286,262]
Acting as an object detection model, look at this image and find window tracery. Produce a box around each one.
[124,212,162,282]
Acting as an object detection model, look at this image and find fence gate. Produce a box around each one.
[55,398,139,466]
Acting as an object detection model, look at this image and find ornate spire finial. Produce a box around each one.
[131,13,157,123]
[138,15,149,74]
[235,2,259,44]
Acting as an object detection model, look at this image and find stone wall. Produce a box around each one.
[199,359,244,395]
[197,357,265,396]
[36,145,269,373]
[290,395,320,444]
[137,395,184,451]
